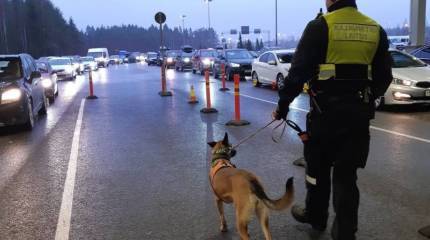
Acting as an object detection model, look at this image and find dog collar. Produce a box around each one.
[211,147,233,166]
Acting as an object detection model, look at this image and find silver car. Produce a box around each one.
[377,50,430,108]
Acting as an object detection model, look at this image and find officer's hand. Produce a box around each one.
[272,107,288,121]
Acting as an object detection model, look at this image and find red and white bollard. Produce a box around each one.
[86,69,98,100]
[226,74,250,126]
[200,70,218,114]
[159,60,172,97]
[219,63,229,91]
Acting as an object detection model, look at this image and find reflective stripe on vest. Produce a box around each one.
[318,7,380,81]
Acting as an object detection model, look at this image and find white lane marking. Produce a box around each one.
[236,93,430,144]
[55,99,86,240]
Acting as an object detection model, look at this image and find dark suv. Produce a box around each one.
[192,49,218,75]
[175,46,194,72]
[0,54,48,130]
[213,49,254,81]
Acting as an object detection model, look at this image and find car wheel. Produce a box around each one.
[375,96,384,110]
[200,68,205,75]
[213,68,219,79]
[226,70,232,81]
[252,72,261,87]
[23,99,35,131]
[276,73,285,90]
[39,94,48,116]
[192,69,196,74]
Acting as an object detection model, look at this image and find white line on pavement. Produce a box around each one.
[55,99,86,240]
[236,93,430,144]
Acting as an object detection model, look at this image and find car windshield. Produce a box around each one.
[88,52,104,58]
[166,52,177,57]
[50,58,71,65]
[81,57,94,62]
[148,54,157,58]
[201,51,217,58]
[391,51,427,68]
[0,58,22,81]
[36,62,49,73]
[110,55,119,59]
[277,53,294,63]
[181,52,194,57]
[226,50,252,60]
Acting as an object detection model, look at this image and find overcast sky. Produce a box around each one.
[51,0,428,40]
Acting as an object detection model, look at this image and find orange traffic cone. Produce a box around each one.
[188,85,199,104]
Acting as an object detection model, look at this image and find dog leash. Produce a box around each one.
[232,119,277,149]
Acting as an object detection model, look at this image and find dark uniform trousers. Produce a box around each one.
[304,99,371,240]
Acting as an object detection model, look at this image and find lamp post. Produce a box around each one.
[181,14,187,45]
[275,0,278,46]
[204,0,213,30]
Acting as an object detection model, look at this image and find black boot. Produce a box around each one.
[291,205,327,231]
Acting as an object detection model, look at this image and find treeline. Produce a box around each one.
[385,25,430,43]
[0,0,219,58]
[0,0,82,58]
[85,25,218,54]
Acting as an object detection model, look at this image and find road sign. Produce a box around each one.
[254,29,261,34]
[155,12,166,24]
[230,29,238,35]
[241,26,250,35]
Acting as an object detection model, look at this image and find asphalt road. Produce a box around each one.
[0,63,429,240]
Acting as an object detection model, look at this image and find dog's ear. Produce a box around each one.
[207,142,217,148]
[222,132,229,145]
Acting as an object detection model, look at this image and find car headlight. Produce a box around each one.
[42,78,52,88]
[230,63,240,68]
[167,57,173,63]
[202,58,212,66]
[393,78,412,86]
[1,89,22,104]
[183,58,190,63]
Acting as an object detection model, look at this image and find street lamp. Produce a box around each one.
[204,0,213,30]
[275,0,278,46]
[181,14,187,45]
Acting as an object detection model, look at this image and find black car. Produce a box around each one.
[0,54,48,130]
[146,52,159,66]
[213,49,254,81]
[165,50,179,69]
[36,61,59,103]
[409,45,430,64]
[175,46,194,72]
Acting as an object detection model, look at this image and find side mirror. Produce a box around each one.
[30,71,41,79]
[268,60,277,66]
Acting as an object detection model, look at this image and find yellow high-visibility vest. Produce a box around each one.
[318,7,380,81]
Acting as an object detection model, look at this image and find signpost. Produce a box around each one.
[155,12,172,97]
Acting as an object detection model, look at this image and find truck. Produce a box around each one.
[87,48,110,68]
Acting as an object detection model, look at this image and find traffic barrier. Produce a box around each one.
[219,63,229,91]
[226,74,250,126]
[159,60,173,97]
[200,70,218,114]
[188,85,199,104]
[86,69,98,100]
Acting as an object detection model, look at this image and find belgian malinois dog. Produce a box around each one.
[208,133,294,240]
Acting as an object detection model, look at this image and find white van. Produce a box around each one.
[388,36,410,50]
[87,48,110,67]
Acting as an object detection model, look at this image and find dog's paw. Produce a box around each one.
[220,224,228,232]
[286,177,294,188]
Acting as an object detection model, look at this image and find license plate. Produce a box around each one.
[426,90,430,97]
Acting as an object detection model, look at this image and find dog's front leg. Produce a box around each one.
[216,199,228,232]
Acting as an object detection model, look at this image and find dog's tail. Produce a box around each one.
[250,177,294,211]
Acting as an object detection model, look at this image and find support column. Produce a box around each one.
[410,0,426,46]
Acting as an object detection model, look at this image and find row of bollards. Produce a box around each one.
[184,64,249,127]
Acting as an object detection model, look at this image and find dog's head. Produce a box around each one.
[207,133,237,160]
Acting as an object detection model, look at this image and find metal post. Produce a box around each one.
[0,1,9,53]
[410,0,426,46]
[275,0,278,46]
[159,22,172,97]
[181,14,186,45]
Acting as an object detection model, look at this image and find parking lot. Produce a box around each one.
[0,63,429,239]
